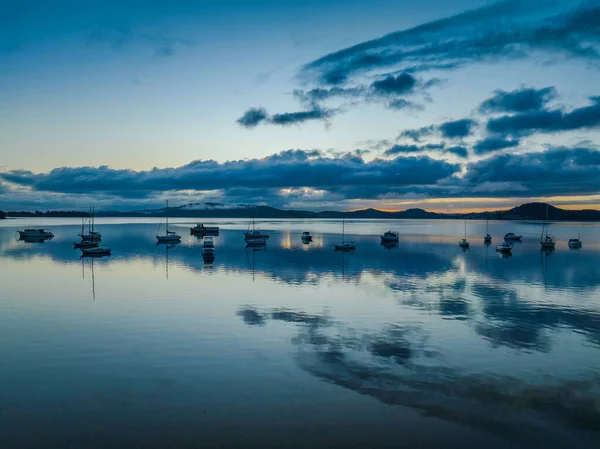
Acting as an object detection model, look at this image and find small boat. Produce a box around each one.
[191,224,220,235]
[484,219,492,243]
[568,235,583,248]
[80,207,102,241]
[301,231,313,241]
[540,203,555,249]
[80,246,111,256]
[244,210,269,241]
[73,240,99,249]
[504,233,522,241]
[156,200,181,243]
[246,237,268,247]
[458,220,469,248]
[496,241,512,252]
[334,213,355,251]
[380,230,399,242]
[18,228,54,239]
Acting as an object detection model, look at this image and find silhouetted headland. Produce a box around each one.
[4,202,600,221]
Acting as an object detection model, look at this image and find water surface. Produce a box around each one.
[1,218,599,448]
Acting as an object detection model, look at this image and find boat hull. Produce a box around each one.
[18,231,53,238]
[156,235,181,242]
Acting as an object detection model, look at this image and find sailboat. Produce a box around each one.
[458,220,470,248]
[334,213,355,251]
[80,206,102,241]
[156,200,181,242]
[244,208,269,242]
[484,219,492,244]
[74,213,99,248]
[540,203,555,249]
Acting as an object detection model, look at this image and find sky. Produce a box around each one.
[1,0,600,212]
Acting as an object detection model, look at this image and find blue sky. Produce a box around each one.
[1,0,599,211]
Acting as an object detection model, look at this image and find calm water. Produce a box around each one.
[1,218,600,449]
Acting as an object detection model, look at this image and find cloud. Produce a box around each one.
[439,118,477,139]
[236,107,269,128]
[486,96,600,136]
[370,73,417,96]
[464,146,600,197]
[446,146,469,158]
[478,86,557,113]
[301,1,600,86]
[399,126,435,142]
[0,150,460,203]
[270,106,334,126]
[293,86,365,105]
[473,137,520,154]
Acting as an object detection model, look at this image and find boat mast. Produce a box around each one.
[91,206,95,235]
[464,220,467,239]
[342,213,345,244]
[166,200,169,233]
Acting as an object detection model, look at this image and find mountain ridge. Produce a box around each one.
[4,202,600,221]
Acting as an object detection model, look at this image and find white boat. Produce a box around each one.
[18,228,54,238]
[334,213,355,251]
[301,231,313,241]
[191,224,219,235]
[484,219,492,243]
[568,235,583,248]
[540,203,555,249]
[246,237,267,247]
[156,200,181,242]
[458,220,469,248]
[496,241,512,252]
[80,246,111,256]
[244,210,269,241]
[380,230,399,242]
[504,232,522,241]
[80,207,102,241]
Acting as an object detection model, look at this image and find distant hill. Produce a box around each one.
[5,202,600,221]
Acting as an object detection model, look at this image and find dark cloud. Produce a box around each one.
[486,96,600,136]
[236,107,269,128]
[465,146,600,197]
[270,106,334,126]
[446,146,469,158]
[237,106,335,128]
[0,150,460,201]
[370,73,416,96]
[301,1,600,86]
[399,126,435,142]
[293,86,365,105]
[439,118,477,139]
[473,137,520,154]
[387,98,416,110]
[479,87,557,114]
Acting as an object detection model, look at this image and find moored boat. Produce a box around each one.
[380,230,399,242]
[496,241,512,252]
[484,219,492,243]
[156,200,181,243]
[504,232,522,241]
[18,228,54,239]
[191,224,220,235]
[540,203,555,249]
[301,231,313,241]
[458,220,469,248]
[568,236,582,248]
[80,246,111,256]
[73,240,99,249]
[334,213,355,251]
